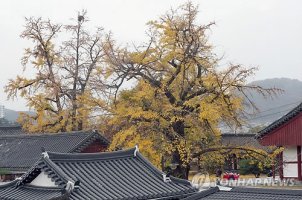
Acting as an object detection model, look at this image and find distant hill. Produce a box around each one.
[4,108,34,122]
[245,78,302,126]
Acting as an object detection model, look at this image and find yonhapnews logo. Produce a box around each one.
[191,173,215,188]
[191,173,295,189]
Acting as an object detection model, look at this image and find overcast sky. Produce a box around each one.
[0,0,301,110]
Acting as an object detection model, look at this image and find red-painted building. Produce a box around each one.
[256,103,302,181]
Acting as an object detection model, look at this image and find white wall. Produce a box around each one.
[29,172,57,187]
[283,146,298,178]
[283,163,298,177]
[0,105,4,118]
[283,147,297,162]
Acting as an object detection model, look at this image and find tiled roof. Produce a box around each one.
[183,187,219,199]
[256,102,302,139]
[0,180,66,200]
[0,148,197,200]
[183,187,302,200]
[0,130,108,172]
[0,125,25,135]
[221,133,269,151]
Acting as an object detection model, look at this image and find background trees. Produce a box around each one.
[6,2,278,179]
[5,11,107,132]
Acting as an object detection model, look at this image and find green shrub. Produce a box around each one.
[239,159,261,177]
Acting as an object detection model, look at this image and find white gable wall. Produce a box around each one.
[29,172,57,187]
[283,163,298,177]
[283,146,298,178]
[283,147,297,162]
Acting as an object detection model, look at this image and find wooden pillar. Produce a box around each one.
[279,152,283,180]
[297,146,302,181]
[272,159,275,179]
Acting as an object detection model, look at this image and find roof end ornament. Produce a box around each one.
[163,174,171,183]
[41,147,49,158]
[134,144,139,157]
[42,151,49,159]
[65,181,75,193]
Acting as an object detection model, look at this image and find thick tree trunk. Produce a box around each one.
[170,119,190,179]
[171,151,190,179]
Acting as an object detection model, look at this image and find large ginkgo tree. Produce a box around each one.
[103,2,277,179]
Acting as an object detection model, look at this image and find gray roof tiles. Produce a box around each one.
[0,180,65,200]
[0,148,197,200]
[183,187,302,200]
[0,130,108,172]
[49,148,196,199]
[0,125,25,136]
[2,147,302,200]
[221,133,270,151]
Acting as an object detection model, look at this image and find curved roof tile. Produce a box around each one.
[0,148,197,200]
[0,130,108,172]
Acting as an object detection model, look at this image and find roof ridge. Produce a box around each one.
[0,130,94,139]
[222,134,256,137]
[0,125,21,128]
[182,187,219,200]
[0,179,18,188]
[231,187,302,196]
[21,184,64,190]
[47,147,136,161]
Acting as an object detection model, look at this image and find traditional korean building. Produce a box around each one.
[0,130,108,181]
[0,113,24,135]
[221,133,265,149]
[1,147,301,200]
[182,187,302,199]
[0,147,197,200]
[256,102,302,181]
[221,133,270,170]
[0,125,25,136]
